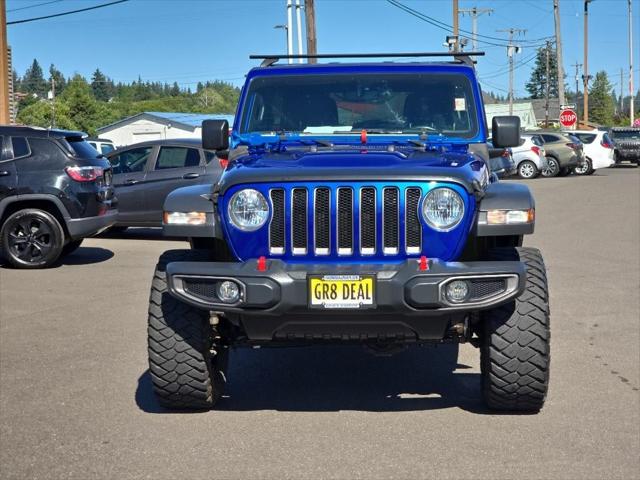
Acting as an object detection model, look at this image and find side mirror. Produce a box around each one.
[492,116,521,148]
[202,120,229,151]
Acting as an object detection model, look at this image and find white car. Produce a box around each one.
[86,138,116,156]
[570,130,615,175]
[512,134,548,179]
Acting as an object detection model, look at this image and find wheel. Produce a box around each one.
[517,160,539,179]
[480,247,550,412]
[0,209,65,269]
[61,239,83,257]
[573,157,592,175]
[148,249,228,410]
[541,156,560,177]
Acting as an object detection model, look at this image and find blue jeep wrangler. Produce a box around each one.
[149,53,550,412]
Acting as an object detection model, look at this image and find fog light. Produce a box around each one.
[217,281,240,303]
[445,280,470,303]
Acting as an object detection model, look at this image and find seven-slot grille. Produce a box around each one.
[268,186,423,257]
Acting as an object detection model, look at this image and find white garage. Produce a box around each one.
[96,111,235,147]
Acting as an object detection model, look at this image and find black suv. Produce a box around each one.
[0,126,117,268]
[610,127,640,165]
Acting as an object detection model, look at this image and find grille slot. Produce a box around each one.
[291,188,308,254]
[337,188,353,255]
[360,187,376,254]
[183,280,218,301]
[383,188,399,254]
[269,189,285,254]
[405,188,422,254]
[314,188,330,254]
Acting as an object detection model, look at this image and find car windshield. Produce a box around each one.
[611,130,640,140]
[239,72,479,139]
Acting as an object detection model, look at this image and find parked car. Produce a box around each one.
[491,134,547,179]
[151,53,551,413]
[86,137,116,156]
[486,142,517,178]
[105,138,225,229]
[571,130,615,175]
[610,127,640,166]
[536,131,581,177]
[0,126,117,268]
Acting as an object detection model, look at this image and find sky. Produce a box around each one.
[5,0,640,100]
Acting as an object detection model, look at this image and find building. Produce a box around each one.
[485,102,538,131]
[96,111,234,147]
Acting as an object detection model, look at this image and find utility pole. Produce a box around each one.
[545,41,551,127]
[572,61,582,120]
[629,0,635,125]
[0,0,10,124]
[286,0,293,64]
[459,7,493,52]
[620,68,624,114]
[452,0,459,51]
[50,76,56,128]
[583,0,592,124]
[294,0,303,63]
[497,28,526,115]
[304,0,317,63]
[553,0,566,106]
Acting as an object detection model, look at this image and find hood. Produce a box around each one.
[217,148,489,195]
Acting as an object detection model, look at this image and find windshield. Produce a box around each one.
[239,73,479,139]
[611,130,640,140]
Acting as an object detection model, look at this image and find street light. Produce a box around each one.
[274,24,289,61]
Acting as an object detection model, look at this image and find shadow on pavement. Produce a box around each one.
[136,344,496,414]
[59,247,114,265]
[98,227,183,242]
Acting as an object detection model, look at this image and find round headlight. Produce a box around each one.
[228,189,269,231]
[422,188,465,231]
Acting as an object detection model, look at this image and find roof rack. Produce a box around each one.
[250,52,485,68]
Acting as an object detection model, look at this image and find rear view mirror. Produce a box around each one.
[492,116,521,148]
[202,120,229,151]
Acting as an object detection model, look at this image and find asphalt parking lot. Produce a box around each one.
[1,167,638,480]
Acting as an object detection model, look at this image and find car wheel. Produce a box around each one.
[480,247,550,412]
[148,249,228,410]
[573,158,592,175]
[541,156,560,177]
[518,160,539,179]
[61,239,83,257]
[0,209,65,269]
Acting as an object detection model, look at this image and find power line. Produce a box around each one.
[7,0,64,13]
[7,0,129,25]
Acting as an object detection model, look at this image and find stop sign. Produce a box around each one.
[559,109,577,128]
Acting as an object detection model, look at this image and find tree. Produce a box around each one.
[170,82,180,96]
[588,71,615,125]
[17,99,74,130]
[62,74,101,134]
[49,64,66,96]
[91,68,113,101]
[525,45,560,100]
[22,59,48,97]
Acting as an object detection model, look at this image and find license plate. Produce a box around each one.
[308,275,375,309]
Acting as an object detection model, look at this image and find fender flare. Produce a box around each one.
[474,182,535,236]
[0,194,71,222]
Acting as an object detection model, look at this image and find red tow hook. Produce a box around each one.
[257,256,267,272]
[418,255,429,271]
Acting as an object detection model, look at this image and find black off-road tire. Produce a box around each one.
[61,239,83,257]
[480,247,550,412]
[148,249,228,410]
[0,208,65,269]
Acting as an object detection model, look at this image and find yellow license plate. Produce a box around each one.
[308,275,375,309]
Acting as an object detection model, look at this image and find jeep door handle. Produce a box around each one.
[125,179,139,185]
[183,173,200,179]
[0,170,10,177]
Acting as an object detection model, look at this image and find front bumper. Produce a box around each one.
[167,258,526,313]
[615,149,640,161]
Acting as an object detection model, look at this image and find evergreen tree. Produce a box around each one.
[588,71,615,125]
[170,82,180,96]
[525,45,559,100]
[49,64,66,95]
[22,59,47,97]
[91,68,112,101]
[62,74,100,134]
